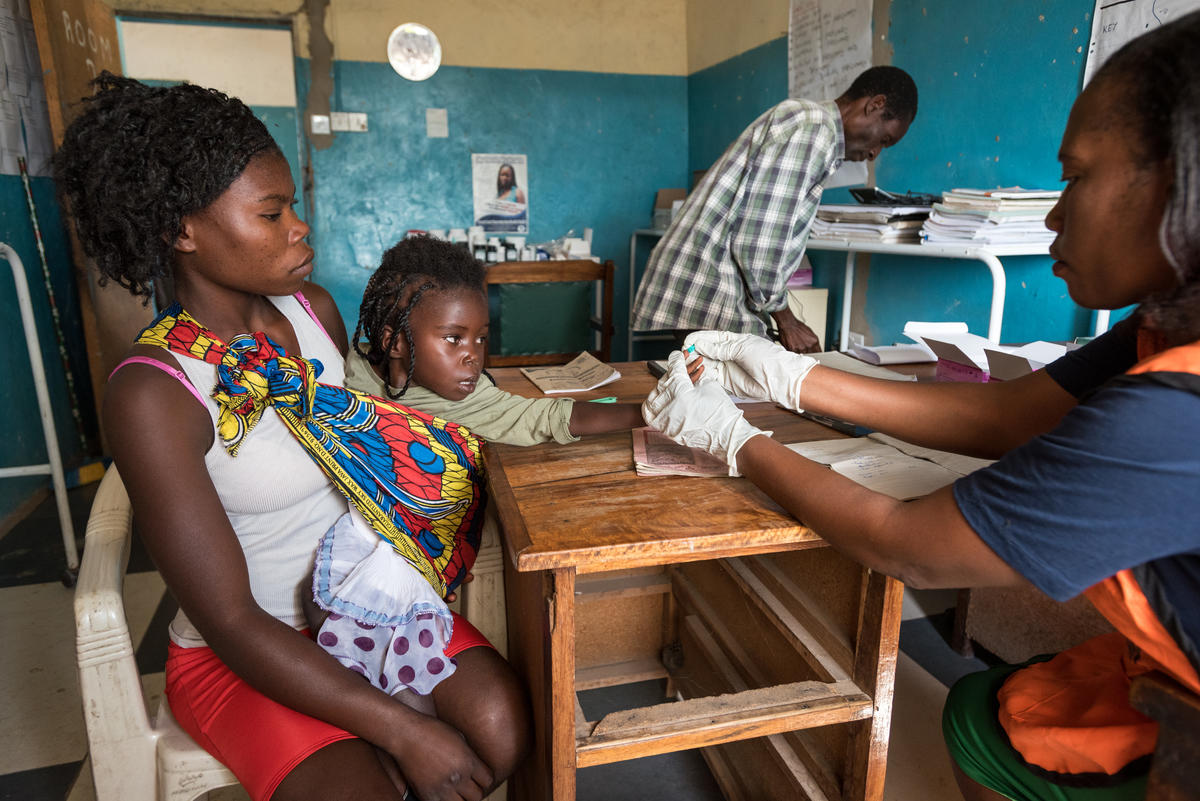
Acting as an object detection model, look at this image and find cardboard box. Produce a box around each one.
[652,188,687,230]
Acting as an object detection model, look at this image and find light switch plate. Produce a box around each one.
[310,114,331,135]
[330,111,351,131]
[348,112,368,132]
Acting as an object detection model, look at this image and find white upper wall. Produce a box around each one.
[328,0,687,74]
[112,0,690,75]
[686,0,788,74]
[120,21,297,105]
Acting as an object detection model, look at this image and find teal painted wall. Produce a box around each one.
[298,59,689,358]
[870,0,1101,346]
[0,176,94,519]
[687,37,788,175]
[682,1,1113,348]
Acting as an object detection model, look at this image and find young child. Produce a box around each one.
[343,235,645,441]
[307,236,645,715]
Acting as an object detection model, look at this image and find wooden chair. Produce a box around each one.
[483,259,614,367]
[1129,671,1200,800]
[75,466,240,801]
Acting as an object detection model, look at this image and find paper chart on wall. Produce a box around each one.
[1083,0,1200,86]
[788,0,872,188]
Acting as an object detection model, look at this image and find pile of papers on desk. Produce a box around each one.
[921,187,1060,245]
[811,203,930,243]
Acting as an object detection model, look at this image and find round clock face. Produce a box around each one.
[387,22,442,81]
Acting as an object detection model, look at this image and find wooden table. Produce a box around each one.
[486,362,903,801]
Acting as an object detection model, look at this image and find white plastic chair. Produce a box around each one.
[74,465,239,801]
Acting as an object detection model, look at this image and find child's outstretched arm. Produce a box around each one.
[568,353,704,436]
[568,401,645,435]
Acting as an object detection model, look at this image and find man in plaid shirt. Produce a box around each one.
[631,66,918,353]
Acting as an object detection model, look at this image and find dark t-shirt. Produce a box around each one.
[953,318,1200,663]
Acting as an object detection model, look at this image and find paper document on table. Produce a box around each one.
[813,351,917,381]
[786,434,994,500]
[631,427,727,477]
[520,352,620,394]
[867,433,995,477]
[849,342,936,365]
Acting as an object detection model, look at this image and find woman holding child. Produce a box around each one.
[55,76,532,801]
[645,12,1200,801]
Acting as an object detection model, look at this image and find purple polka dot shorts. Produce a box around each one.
[317,610,456,696]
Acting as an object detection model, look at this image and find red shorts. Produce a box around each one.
[164,613,491,801]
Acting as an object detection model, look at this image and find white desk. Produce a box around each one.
[631,231,1107,356]
[805,237,1111,351]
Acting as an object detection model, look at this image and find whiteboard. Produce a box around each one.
[1083,0,1200,85]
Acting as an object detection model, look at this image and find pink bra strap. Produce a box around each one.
[110,356,208,409]
[294,291,337,348]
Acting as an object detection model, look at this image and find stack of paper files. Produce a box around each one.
[812,203,931,243]
[921,187,1059,245]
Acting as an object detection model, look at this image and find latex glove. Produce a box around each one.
[643,351,771,476]
[684,330,818,412]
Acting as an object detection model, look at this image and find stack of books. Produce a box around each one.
[921,187,1060,245]
[811,203,931,243]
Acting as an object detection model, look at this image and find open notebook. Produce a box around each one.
[520,352,620,394]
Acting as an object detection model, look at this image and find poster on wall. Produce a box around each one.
[788,0,872,188]
[1083,0,1200,86]
[472,153,528,234]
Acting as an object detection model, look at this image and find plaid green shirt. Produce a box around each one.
[631,100,843,335]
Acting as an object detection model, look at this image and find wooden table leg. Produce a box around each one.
[503,558,577,801]
[549,567,577,801]
[843,569,904,801]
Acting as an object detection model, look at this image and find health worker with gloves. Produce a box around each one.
[640,13,1200,801]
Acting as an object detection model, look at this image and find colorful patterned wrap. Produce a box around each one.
[137,303,484,596]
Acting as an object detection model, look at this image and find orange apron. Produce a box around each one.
[997,332,1200,780]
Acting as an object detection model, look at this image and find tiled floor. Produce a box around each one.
[1,480,989,800]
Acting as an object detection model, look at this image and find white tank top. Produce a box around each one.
[162,294,348,647]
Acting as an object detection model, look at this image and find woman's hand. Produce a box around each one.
[386,710,494,801]
[684,331,819,411]
[643,351,770,475]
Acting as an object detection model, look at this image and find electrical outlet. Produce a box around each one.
[348,112,368,132]
[330,111,351,132]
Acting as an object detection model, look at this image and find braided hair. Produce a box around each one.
[354,235,487,397]
[52,73,281,300]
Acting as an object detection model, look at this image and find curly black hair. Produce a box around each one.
[354,235,487,397]
[52,72,281,300]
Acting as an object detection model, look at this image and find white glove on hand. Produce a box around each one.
[684,330,818,412]
[642,351,771,476]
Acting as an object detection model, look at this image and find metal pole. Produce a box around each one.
[2,242,78,575]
